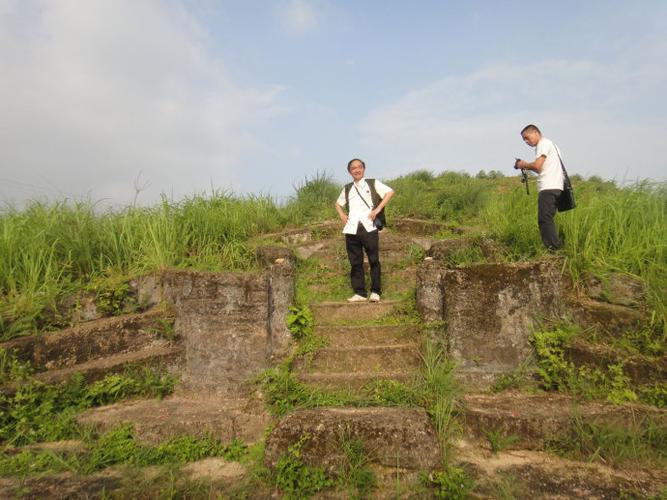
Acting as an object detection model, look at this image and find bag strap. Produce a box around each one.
[353,184,372,209]
[554,144,572,187]
[347,179,383,211]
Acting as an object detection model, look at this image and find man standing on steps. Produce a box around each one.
[335,158,394,303]
[514,124,565,251]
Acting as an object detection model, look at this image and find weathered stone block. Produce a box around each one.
[173,272,271,391]
[415,259,446,322]
[267,259,296,360]
[264,408,442,472]
[417,260,565,385]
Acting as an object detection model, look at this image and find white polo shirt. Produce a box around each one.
[535,137,565,192]
[336,178,393,235]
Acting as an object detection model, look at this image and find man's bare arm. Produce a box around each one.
[369,191,394,220]
[515,155,546,173]
[335,202,348,224]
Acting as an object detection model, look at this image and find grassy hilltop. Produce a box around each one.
[0,170,665,496]
[1,170,665,341]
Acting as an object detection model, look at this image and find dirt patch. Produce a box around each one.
[182,457,246,482]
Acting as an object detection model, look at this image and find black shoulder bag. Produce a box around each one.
[555,146,576,212]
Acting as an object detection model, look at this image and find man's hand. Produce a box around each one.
[368,208,380,221]
[335,202,348,224]
[514,159,527,170]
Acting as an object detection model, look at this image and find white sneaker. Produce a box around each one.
[369,292,381,303]
[347,294,367,302]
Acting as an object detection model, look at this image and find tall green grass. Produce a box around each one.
[388,170,496,222]
[282,171,342,225]
[484,180,667,330]
[0,192,284,338]
[1,172,665,338]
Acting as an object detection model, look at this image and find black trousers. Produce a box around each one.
[345,224,381,297]
[538,189,563,250]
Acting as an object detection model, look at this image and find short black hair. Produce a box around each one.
[521,124,541,136]
[347,158,366,172]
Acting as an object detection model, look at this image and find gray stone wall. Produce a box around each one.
[132,251,295,394]
[417,259,565,387]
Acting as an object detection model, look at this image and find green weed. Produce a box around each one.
[426,467,474,499]
[485,429,520,454]
[490,357,536,393]
[638,383,667,408]
[148,316,178,342]
[0,348,32,384]
[531,327,643,404]
[418,340,462,465]
[532,326,578,390]
[92,278,137,316]
[274,433,332,499]
[286,305,314,341]
[0,368,177,446]
[336,429,376,499]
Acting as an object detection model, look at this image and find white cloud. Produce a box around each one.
[359,43,667,182]
[276,0,319,34]
[0,0,284,206]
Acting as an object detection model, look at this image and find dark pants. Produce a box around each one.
[538,189,563,250]
[345,224,381,297]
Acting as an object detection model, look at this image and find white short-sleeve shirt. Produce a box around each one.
[535,137,565,192]
[336,178,393,234]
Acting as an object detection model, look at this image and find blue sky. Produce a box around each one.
[1,0,665,206]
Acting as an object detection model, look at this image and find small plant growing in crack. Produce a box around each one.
[485,429,519,455]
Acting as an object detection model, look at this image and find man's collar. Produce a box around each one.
[354,177,367,187]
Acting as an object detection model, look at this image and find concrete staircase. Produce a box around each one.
[292,231,425,392]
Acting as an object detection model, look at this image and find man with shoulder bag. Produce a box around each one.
[514,124,575,251]
[335,158,394,302]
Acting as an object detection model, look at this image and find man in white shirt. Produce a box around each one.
[335,158,395,302]
[514,124,564,250]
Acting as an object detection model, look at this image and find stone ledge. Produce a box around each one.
[264,407,442,473]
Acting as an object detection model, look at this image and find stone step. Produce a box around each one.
[570,297,646,336]
[293,344,421,374]
[310,300,402,325]
[463,391,667,451]
[454,438,667,499]
[76,395,270,446]
[564,338,667,385]
[314,324,417,348]
[295,371,413,390]
[264,407,441,473]
[382,268,417,292]
[32,344,183,385]
[0,309,175,371]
